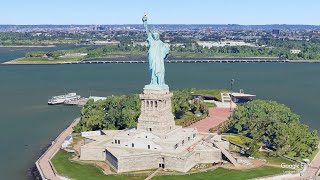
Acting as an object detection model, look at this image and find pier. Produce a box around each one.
[64,98,89,106]
[48,95,106,106]
[48,93,89,106]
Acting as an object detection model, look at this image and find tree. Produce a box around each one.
[74,89,209,133]
[190,98,208,115]
[172,90,192,118]
[227,100,319,158]
[74,94,141,132]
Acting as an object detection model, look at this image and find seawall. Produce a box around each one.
[35,117,80,180]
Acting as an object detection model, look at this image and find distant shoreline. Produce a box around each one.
[0,45,56,48]
[2,58,69,64]
[3,58,320,65]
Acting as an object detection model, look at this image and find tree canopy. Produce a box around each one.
[74,89,209,133]
[74,94,140,132]
[228,100,319,158]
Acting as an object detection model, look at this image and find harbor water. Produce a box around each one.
[0,49,320,179]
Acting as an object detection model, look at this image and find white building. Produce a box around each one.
[61,135,73,149]
[290,49,301,54]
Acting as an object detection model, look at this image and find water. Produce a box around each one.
[0,55,320,179]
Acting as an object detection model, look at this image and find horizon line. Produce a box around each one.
[1,23,320,26]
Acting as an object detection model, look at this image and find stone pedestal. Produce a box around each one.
[137,89,176,135]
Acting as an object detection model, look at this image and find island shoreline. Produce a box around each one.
[35,117,80,180]
[0,45,56,48]
[3,58,320,65]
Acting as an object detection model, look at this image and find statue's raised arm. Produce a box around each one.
[142,14,149,37]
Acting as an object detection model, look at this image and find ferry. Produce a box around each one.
[48,93,81,105]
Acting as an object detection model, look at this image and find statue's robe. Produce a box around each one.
[147,33,169,85]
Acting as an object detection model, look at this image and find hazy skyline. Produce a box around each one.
[0,0,319,25]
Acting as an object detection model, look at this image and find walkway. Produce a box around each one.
[212,141,240,167]
[36,117,80,180]
[299,149,320,179]
[187,108,232,133]
[145,168,162,180]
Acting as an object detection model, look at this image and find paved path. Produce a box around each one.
[187,108,232,133]
[299,149,320,179]
[145,168,162,180]
[36,117,80,180]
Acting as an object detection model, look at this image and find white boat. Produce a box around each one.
[48,93,81,105]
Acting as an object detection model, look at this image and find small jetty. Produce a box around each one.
[230,92,256,103]
[48,94,106,106]
[64,98,89,106]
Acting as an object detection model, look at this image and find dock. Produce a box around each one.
[48,94,106,106]
[48,92,81,105]
[64,98,89,106]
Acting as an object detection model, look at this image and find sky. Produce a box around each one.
[0,0,319,25]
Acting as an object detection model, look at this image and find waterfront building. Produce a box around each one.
[290,49,302,54]
[61,135,73,149]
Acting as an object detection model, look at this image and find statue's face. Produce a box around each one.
[152,32,160,40]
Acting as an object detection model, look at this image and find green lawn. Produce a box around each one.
[222,133,253,147]
[191,89,227,101]
[51,150,146,180]
[52,150,287,180]
[205,102,217,108]
[175,111,203,127]
[175,112,195,124]
[255,151,294,165]
[16,57,80,62]
[153,166,286,180]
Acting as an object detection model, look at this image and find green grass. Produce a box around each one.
[51,150,146,180]
[16,57,80,62]
[175,112,195,124]
[191,89,227,101]
[175,111,204,127]
[153,166,286,180]
[255,151,294,165]
[205,102,217,108]
[52,150,287,180]
[222,133,253,147]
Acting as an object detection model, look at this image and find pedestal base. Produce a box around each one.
[138,87,175,135]
[144,84,169,91]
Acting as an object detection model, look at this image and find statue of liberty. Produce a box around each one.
[142,14,170,90]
